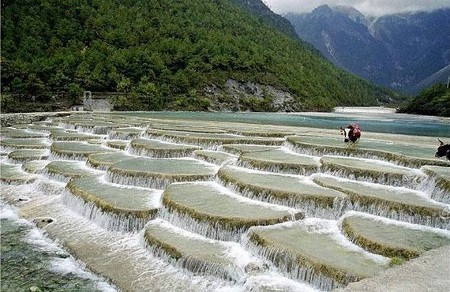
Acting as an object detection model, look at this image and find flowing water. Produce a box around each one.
[1,110,449,292]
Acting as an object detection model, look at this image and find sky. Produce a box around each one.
[262,0,450,16]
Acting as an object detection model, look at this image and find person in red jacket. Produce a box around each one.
[340,123,361,143]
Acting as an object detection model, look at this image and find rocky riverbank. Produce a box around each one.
[1,112,72,127]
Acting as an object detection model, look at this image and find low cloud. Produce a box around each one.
[263,0,450,16]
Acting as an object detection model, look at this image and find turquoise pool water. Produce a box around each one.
[111,111,450,138]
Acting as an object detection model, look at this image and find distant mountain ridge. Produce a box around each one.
[285,6,450,93]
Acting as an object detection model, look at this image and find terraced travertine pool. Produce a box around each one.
[1,112,449,292]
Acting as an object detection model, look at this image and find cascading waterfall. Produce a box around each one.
[61,191,155,232]
[108,128,147,140]
[0,200,118,292]
[347,200,449,230]
[235,159,319,176]
[127,146,195,159]
[216,178,348,220]
[319,165,425,189]
[2,111,449,292]
[143,133,225,151]
[157,206,250,242]
[419,177,450,204]
[48,153,84,162]
[106,171,212,189]
[241,218,390,291]
[241,232,341,291]
[143,239,240,281]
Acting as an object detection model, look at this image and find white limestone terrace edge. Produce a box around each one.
[245,218,390,265]
[44,159,106,174]
[0,162,39,179]
[86,151,138,167]
[146,218,264,270]
[310,173,450,208]
[338,211,450,238]
[50,141,116,151]
[7,149,51,157]
[108,127,147,139]
[129,137,202,148]
[278,146,322,164]
[0,137,53,150]
[217,164,347,194]
[194,149,239,160]
[169,180,301,215]
[96,175,164,207]
[321,155,427,175]
[1,126,51,137]
[219,164,310,179]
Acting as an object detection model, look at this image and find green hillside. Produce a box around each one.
[1,0,396,112]
[398,83,450,117]
[230,0,299,39]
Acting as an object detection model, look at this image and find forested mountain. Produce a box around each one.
[230,0,298,39]
[398,83,450,117]
[285,6,450,93]
[1,0,396,112]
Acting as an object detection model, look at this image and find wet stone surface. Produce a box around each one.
[1,112,449,292]
[0,218,109,292]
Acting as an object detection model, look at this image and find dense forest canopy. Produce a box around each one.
[1,0,396,112]
[398,84,450,117]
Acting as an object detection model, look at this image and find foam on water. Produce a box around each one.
[3,112,449,291]
[144,219,252,282]
[3,181,233,291]
[0,200,118,292]
[158,206,250,242]
[47,257,117,292]
[62,190,155,232]
[148,217,268,274]
[0,199,27,222]
[242,220,390,291]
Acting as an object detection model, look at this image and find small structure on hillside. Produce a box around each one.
[73,91,112,112]
[83,91,93,111]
